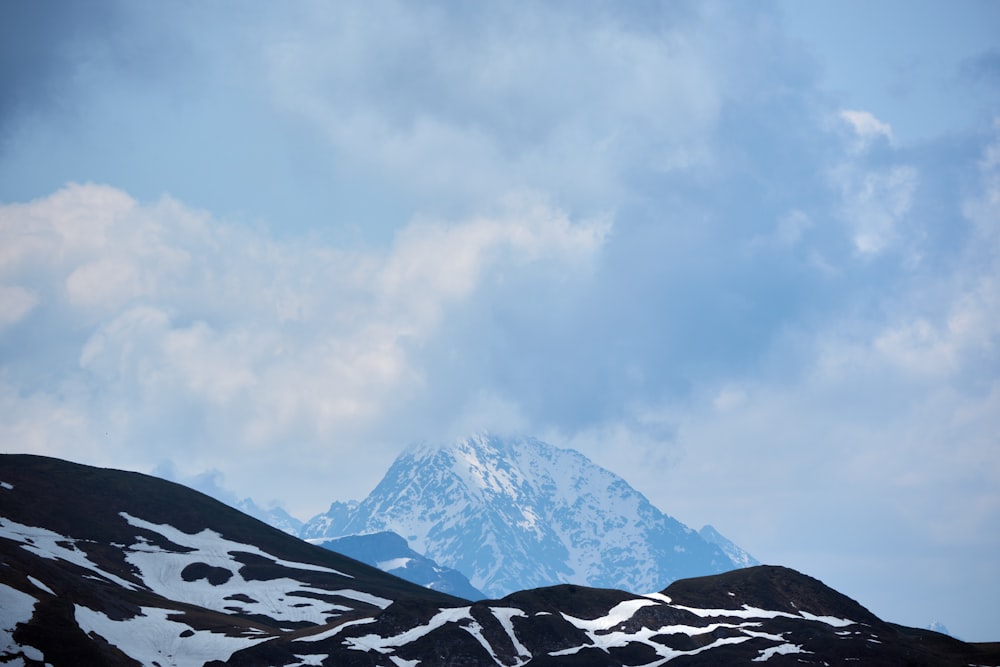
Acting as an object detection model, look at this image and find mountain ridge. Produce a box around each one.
[3,453,999,666]
[301,433,757,598]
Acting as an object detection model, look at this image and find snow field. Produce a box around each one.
[1,584,39,657]
[74,604,267,666]
[118,512,388,624]
[120,513,351,576]
[0,517,138,590]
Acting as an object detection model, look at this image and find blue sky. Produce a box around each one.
[1,0,998,640]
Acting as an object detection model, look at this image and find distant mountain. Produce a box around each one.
[301,433,757,598]
[235,497,303,536]
[303,499,357,539]
[151,462,304,536]
[4,453,998,666]
[928,621,955,637]
[699,523,758,568]
[312,531,486,600]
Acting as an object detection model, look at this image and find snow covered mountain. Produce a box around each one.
[235,497,303,536]
[4,454,997,666]
[699,524,758,568]
[301,433,758,598]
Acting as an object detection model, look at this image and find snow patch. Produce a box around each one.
[563,598,659,632]
[120,513,350,576]
[675,602,855,628]
[113,512,389,624]
[799,610,855,628]
[346,606,472,654]
[492,607,530,658]
[1,584,38,655]
[296,617,378,643]
[0,517,139,590]
[752,643,809,661]
[389,657,420,667]
[26,576,54,595]
[327,589,392,608]
[74,604,267,666]
[377,557,413,571]
[22,644,44,662]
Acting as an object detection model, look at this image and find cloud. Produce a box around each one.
[818,110,919,258]
[833,163,918,257]
[839,109,894,151]
[260,1,727,208]
[0,1,794,232]
[152,461,239,506]
[0,182,608,512]
[0,286,37,329]
[621,118,1000,637]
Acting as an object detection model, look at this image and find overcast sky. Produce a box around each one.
[1,0,998,640]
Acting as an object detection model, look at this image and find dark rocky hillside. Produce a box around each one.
[2,454,998,666]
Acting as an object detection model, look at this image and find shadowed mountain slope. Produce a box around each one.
[315,531,486,600]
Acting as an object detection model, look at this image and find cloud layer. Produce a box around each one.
[0,184,609,506]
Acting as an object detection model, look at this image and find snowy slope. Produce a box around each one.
[4,454,996,666]
[699,524,759,568]
[302,433,755,598]
[0,454,461,666]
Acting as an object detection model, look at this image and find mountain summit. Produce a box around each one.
[301,433,756,598]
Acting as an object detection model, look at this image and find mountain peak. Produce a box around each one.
[303,433,754,598]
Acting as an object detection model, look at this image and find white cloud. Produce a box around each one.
[831,158,918,257]
[258,3,731,210]
[748,209,813,251]
[839,109,894,152]
[624,119,1000,636]
[711,386,748,412]
[0,183,609,511]
[378,194,610,332]
[66,258,142,309]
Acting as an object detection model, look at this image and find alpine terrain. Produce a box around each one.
[301,434,757,598]
[4,453,999,665]
[313,531,486,600]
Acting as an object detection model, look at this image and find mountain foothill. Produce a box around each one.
[2,438,998,665]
